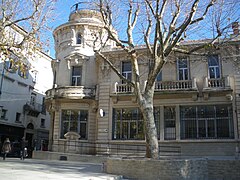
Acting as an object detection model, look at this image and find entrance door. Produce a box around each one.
[26,133,33,158]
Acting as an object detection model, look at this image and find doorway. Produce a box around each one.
[26,133,33,158]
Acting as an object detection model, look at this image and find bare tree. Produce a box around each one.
[0,0,56,64]
[92,0,239,159]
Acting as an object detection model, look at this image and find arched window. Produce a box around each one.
[76,33,82,44]
[27,123,34,130]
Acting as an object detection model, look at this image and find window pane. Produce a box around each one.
[208,56,219,66]
[209,67,216,79]
[207,120,215,138]
[180,105,233,140]
[185,120,197,138]
[184,69,188,80]
[72,66,82,86]
[179,70,184,80]
[208,55,220,79]
[178,58,189,80]
[122,122,128,139]
[112,108,145,140]
[122,62,132,81]
[130,122,137,139]
[72,66,81,76]
[76,33,82,44]
[178,59,187,68]
[80,110,88,121]
[181,106,196,118]
[61,110,88,139]
[80,123,87,139]
[164,107,176,140]
[217,119,229,138]
[198,120,206,138]
[137,121,145,139]
[122,62,131,71]
[197,106,214,118]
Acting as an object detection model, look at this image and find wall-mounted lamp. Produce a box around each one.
[99,109,105,117]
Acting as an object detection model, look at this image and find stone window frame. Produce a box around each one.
[60,109,88,140]
[207,55,221,79]
[177,57,190,81]
[180,104,234,139]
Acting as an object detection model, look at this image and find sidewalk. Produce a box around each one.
[0,158,123,180]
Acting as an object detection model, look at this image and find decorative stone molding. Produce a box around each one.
[64,131,80,140]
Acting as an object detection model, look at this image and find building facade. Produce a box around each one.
[0,25,53,156]
[45,3,240,157]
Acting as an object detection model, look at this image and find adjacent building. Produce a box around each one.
[0,24,53,156]
[45,3,240,157]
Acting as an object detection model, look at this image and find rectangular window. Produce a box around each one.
[113,108,144,140]
[208,55,221,79]
[61,109,88,139]
[164,107,176,140]
[41,118,45,127]
[0,109,7,120]
[180,105,234,139]
[4,56,17,73]
[30,93,36,106]
[32,70,38,83]
[122,61,132,82]
[42,97,46,114]
[113,108,161,140]
[16,112,21,122]
[71,66,82,86]
[177,57,189,80]
[76,33,82,44]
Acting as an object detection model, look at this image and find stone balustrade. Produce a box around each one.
[46,86,95,100]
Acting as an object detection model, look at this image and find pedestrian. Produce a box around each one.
[20,137,27,160]
[2,138,11,160]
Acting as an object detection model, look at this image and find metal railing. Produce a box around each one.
[52,140,181,157]
[70,1,99,14]
[24,101,43,113]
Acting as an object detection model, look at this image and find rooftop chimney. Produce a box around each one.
[232,22,239,35]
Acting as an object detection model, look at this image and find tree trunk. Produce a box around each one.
[139,87,159,159]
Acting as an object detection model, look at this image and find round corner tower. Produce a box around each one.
[46,2,116,151]
[52,2,115,88]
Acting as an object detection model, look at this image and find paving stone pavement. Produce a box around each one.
[0,158,123,180]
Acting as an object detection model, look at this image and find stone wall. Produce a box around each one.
[106,158,240,180]
[106,158,208,180]
[33,151,107,164]
[208,159,240,179]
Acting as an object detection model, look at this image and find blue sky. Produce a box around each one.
[47,1,79,58]
[47,1,240,59]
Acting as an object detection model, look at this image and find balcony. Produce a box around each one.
[114,82,133,93]
[46,86,95,100]
[203,76,231,89]
[155,78,197,91]
[113,78,197,94]
[202,76,233,100]
[23,102,43,117]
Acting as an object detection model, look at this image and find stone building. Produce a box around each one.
[0,24,53,155]
[45,3,240,157]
